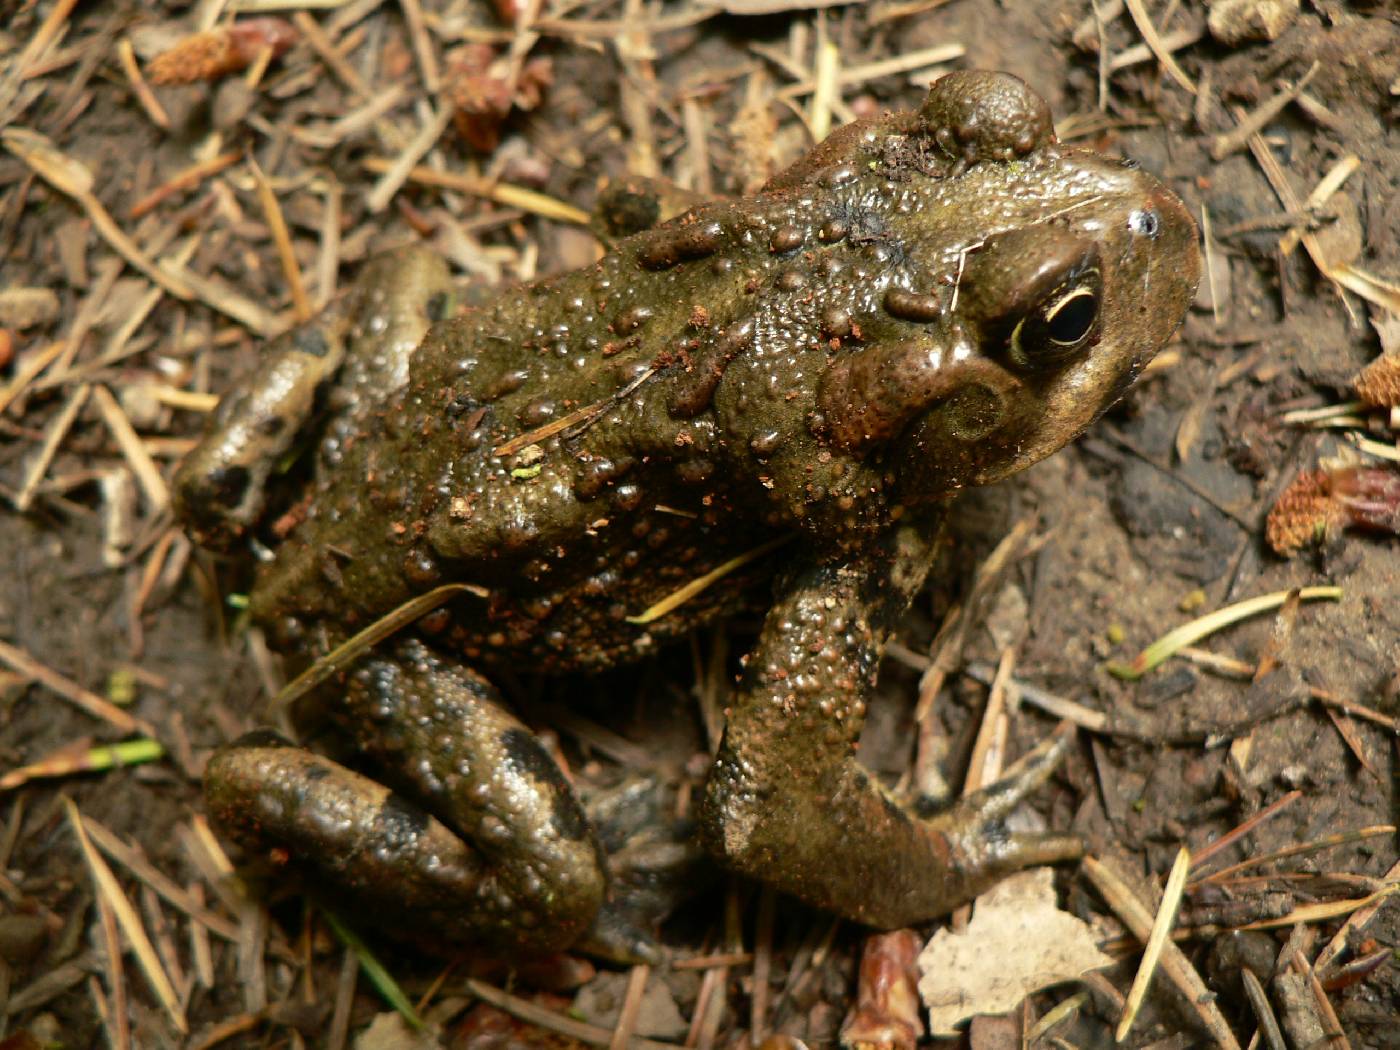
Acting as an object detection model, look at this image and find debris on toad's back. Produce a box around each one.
[1267,465,1400,556]
[147,19,296,85]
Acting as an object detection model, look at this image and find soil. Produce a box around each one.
[1,1,1399,1048]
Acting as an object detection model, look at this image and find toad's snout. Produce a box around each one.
[1137,179,1201,349]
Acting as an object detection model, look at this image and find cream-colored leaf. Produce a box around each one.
[917,868,1111,1036]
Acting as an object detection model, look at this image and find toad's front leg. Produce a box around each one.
[698,514,1083,928]
[173,248,452,550]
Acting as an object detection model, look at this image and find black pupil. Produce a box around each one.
[1046,291,1096,344]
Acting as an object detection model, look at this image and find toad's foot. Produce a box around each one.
[576,776,716,964]
[916,722,1084,905]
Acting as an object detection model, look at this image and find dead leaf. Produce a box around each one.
[917,868,1111,1036]
[1311,191,1363,269]
[1175,397,1209,464]
[352,1012,440,1050]
[1372,311,1400,357]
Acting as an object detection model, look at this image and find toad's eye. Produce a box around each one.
[960,230,1105,369]
[1008,265,1102,368]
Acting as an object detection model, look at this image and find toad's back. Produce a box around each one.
[225,136,1192,671]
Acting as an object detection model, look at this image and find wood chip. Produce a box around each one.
[116,35,169,129]
[1211,62,1319,160]
[2,128,194,300]
[1116,847,1191,1042]
[366,104,455,213]
[92,383,169,512]
[66,798,188,1034]
[249,158,311,322]
[608,963,652,1050]
[0,637,149,737]
[0,0,81,120]
[1122,0,1196,93]
[159,261,287,335]
[1082,856,1241,1049]
[1107,25,1202,73]
[362,156,591,224]
[465,976,680,1050]
[79,816,244,946]
[0,339,67,416]
[1243,118,1400,313]
[399,0,440,92]
[127,150,240,221]
[14,380,90,512]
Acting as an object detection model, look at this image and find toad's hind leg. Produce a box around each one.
[205,639,606,955]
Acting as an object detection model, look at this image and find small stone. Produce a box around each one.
[1208,0,1300,44]
[212,79,256,129]
[353,1011,438,1050]
[0,914,48,966]
[120,384,164,430]
[0,287,59,329]
[572,971,688,1040]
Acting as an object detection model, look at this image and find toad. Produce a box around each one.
[175,71,1200,957]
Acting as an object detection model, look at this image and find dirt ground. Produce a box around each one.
[2,0,1399,1047]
